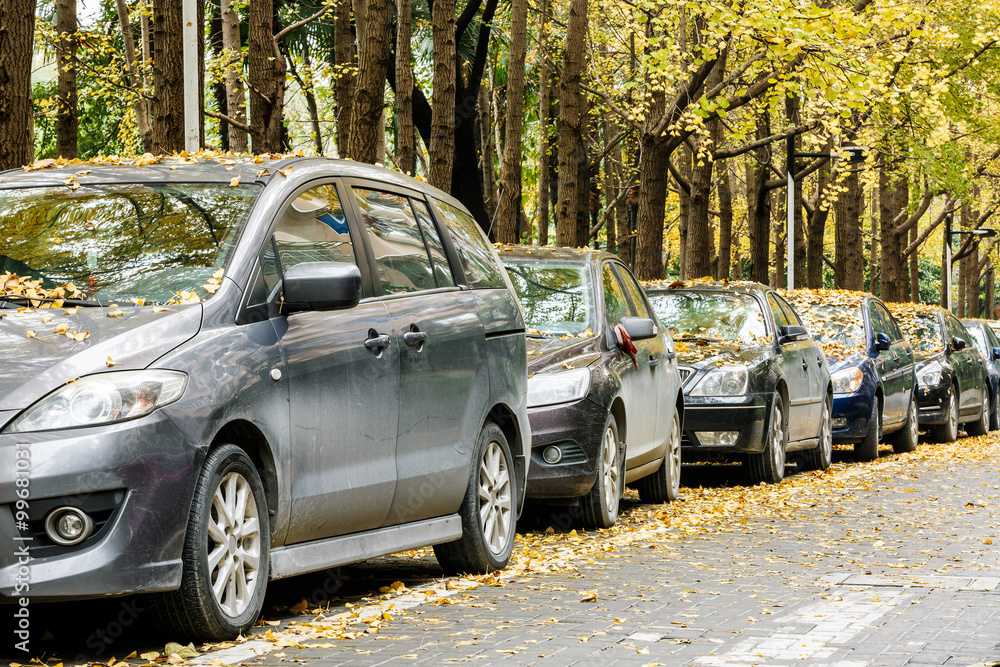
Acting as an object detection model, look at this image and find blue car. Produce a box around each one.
[783,289,918,460]
[960,319,1000,431]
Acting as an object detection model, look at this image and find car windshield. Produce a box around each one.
[0,183,258,304]
[504,260,595,335]
[794,303,866,348]
[648,290,770,345]
[967,325,990,358]
[898,313,942,354]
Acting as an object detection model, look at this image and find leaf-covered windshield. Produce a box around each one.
[648,290,770,345]
[0,183,258,304]
[897,312,942,354]
[504,261,595,335]
[796,303,865,348]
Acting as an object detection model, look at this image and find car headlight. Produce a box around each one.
[4,370,188,433]
[527,368,591,408]
[919,362,943,387]
[831,367,863,395]
[689,366,749,397]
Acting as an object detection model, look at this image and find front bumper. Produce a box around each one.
[523,397,608,499]
[916,381,950,424]
[681,393,768,459]
[0,412,201,601]
[831,392,875,442]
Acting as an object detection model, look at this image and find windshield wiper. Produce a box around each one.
[526,332,556,339]
[0,295,104,308]
[674,335,723,343]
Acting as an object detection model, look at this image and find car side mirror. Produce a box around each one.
[282,261,362,312]
[992,347,1000,361]
[619,316,656,341]
[778,324,808,345]
[951,336,966,351]
[874,332,891,352]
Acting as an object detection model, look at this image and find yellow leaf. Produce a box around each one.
[230,175,241,187]
[25,330,36,338]
[106,356,116,367]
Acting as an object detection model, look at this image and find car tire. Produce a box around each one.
[855,397,880,461]
[930,385,959,443]
[967,391,990,436]
[581,413,625,529]
[802,394,833,471]
[149,444,270,641]
[637,409,681,503]
[889,392,919,453]
[989,389,1000,432]
[747,393,786,484]
[435,421,516,573]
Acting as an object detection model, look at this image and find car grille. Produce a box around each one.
[532,442,588,466]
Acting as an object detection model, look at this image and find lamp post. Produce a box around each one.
[944,222,997,312]
[786,142,868,289]
[183,0,199,152]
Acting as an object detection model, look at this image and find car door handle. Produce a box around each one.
[649,356,660,369]
[666,351,677,361]
[365,333,392,351]
[403,330,428,346]
[801,360,809,370]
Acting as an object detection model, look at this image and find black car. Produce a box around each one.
[500,246,684,529]
[783,289,918,460]
[645,280,832,484]
[887,303,990,442]
[960,319,1000,431]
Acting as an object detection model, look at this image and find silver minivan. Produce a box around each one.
[0,156,530,640]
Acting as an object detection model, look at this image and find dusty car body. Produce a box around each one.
[0,156,530,640]
[499,246,683,529]
[645,280,832,484]
[959,319,1000,431]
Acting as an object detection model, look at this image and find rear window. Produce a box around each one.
[433,199,506,289]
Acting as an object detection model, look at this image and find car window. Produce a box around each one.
[612,263,654,319]
[503,260,594,335]
[767,294,789,328]
[353,188,438,295]
[602,263,630,326]
[945,314,970,344]
[878,302,904,339]
[986,324,1000,349]
[868,303,890,336]
[967,324,991,358]
[273,183,359,272]
[649,290,770,345]
[433,198,507,289]
[774,294,803,327]
[411,199,456,288]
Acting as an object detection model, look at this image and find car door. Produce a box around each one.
[868,301,903,424]
[767,292,812,443]
[945,314,981,415]
[612,262,670,467]
[882,302,916,412]
[271,181,401,544]
[776,294,825,434]
[344,184,490,526]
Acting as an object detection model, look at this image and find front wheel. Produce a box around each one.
[637,408,682,503]
[855,397,880,461]
[802,395,833,470]
[930,386,959,443]
[747,393,786,484]
[435,422,516,573]
[150,445,270,641]
[990,389,1000,431]
[967,391,990,437]
[889,392,918,453]
[581,413,624,529]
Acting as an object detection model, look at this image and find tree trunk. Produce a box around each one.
[717,163,733,281]
[151,0,185,153]
[209,0,229,151]
[967,245,979,317]
[686,146,714,279]
[834,167,863,290]
[494,0,528,244]
[555,0,588,247]
[575,125,591,247]
[634,134,670,280]
[909,225,919,302]
[395,0,415,174]
[772,195,785,289]
[878,163,908,302]
[55,0,78,159]
[536,0,550,246]
[806,153,831,289]
[477,83,497,221]
[428,0,457,189]
[115,0,153,152]
[0,0,35,169]
[333,0,355,158]
[221,0,247,152]
[348,0,392,164]
[748,114,772,283]
[602,119,617,256]
[677,146,691,279]
[248,0,284,152]
[985,264,995,319]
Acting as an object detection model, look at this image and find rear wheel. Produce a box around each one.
[581,414,624,529]
[967,391,990,436]
[435,421,516,573]
[802,395,833,470]
[889,392,919,453]
[855,397,880,461]
[747,394,786,484]
[930,386,959,443]
[637,409,682,503]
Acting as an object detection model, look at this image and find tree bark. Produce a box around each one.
[555,0,588,247]
[115,0,153,152]
[677,146,691,279]
[221,0,247,152]
[248,0,283,152]
[0,0,35,169]
[806,146,831,289]
[209,0,229,151]
[333,0,355,158]
[428,0,457,189]
[748,114,772,283]
[477,82,497,221]
[495,0,528,244]
[348,0,392,164]
[634,134,670,280]
[878,163,908,302]
[772,194,785,289]
[985,265,995,319]
[395,0,415,174]
[55,0,78,159]
[909,224,919,302]
[537,0,551,246]
[717,163,733,280]
[834,167,863,290]
[151,0,185,153]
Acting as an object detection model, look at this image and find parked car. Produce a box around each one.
[886,302,990,442]
[960,319,1000,430]
[644,280,832,484]
[0,156,530,640]
[782,289,918,460]
[499,246,683,529]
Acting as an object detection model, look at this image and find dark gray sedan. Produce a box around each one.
[0,156,530,640]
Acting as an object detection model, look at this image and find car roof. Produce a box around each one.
[642,278,769,295]
[496,244,616,265]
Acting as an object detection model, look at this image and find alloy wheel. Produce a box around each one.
[771,400,786,471]
[207,472,262,618]
[478,441,512,555]
[600,424,622,518]
[668,412,682,496]
[820,399,833,462]
[908,399,918,443]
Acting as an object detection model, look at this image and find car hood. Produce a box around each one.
[527,334,602,374]
[675,340,771,369]
[0,304,202,411]
[914,350,945,371]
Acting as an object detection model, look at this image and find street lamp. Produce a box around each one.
[786,142,868,290]
[943,219,997,311]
